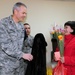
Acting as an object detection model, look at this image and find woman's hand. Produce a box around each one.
[54,51,60,61]
[60,56,64,63]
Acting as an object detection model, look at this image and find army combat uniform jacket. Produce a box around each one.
[23,35,34,53]
[0,16,25,75]
[23,35,34,75]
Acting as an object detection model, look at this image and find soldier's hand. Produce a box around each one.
[22,53,33,61]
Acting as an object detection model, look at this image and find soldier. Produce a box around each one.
[23,23,34,75]
[0,2,33,75]
[23,23,34,53]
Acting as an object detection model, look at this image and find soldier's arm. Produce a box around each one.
[0,21,23,60]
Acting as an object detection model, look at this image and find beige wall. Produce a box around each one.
[0,0,75,65]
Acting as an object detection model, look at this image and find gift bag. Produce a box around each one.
[53,61,67,75]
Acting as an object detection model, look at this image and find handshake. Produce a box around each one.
[22,53,33,61]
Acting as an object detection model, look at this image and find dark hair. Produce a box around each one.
[24,23,29,25]
[13,2,27,14]
[64,21,75,35]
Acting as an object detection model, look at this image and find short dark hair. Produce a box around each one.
[64,21,75,35]
[24,23,29,25]
[13,2,27,14]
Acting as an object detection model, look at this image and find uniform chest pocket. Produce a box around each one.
[5,25,24,41]
[7,28,18,41]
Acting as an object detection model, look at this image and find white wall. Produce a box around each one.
[0,0,75,65]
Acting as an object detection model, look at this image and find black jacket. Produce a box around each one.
[25,33,47,75]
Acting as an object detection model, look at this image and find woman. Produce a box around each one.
[54,21,75,75]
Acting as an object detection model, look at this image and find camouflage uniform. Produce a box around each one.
[23,35,34,74]
[0,16,25,75]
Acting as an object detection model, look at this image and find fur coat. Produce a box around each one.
[25,33,47,75]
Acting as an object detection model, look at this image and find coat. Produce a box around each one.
[23,35,34,53]
[0,16,25,75]
[64,34,75,75]
[23,35,34,74]
[25,33,47,75]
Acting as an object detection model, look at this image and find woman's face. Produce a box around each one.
[64,25,73,35]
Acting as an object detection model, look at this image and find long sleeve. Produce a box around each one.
[64,35,75,66]
[0,20,24,60]
[64,56,75,66]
